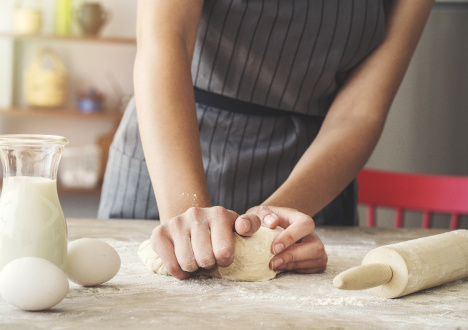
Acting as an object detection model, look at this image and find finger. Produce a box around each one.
[151,225,190,280]
[209,206,237,267]
[271,234,325,267]
[246,205,280,228]
[271,213,315,255]
[277,254,328,274]
[169,217,199,273]
[190,221,216,269]
[294,263,328,274]
[234,214,261,237]
[270,239,326,269]
[270,235,327,273]
[258,205,316,231]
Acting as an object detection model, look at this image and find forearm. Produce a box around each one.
[134,0,209,223]
[264,0,434,217]
[263,106,384,217]
[263,35,395,216]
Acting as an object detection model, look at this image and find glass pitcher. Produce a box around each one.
[0,134,69,272]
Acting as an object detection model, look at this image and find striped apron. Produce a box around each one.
[98,0,387,225]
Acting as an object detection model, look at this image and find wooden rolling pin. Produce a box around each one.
[333,230,468,298]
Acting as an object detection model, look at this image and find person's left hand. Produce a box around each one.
[246,206,327,274]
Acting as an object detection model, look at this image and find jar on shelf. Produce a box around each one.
[76,2,110,35]
[14,0,43,35]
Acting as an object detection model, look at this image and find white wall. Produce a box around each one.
[362,2,468,228]
[367,3,468,177]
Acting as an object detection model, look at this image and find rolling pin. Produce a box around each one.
[333,230,468,298]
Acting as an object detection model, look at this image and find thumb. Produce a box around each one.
[234,214,261,237]
[246,205,280,229]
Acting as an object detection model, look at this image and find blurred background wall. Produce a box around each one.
[0,1,467,228]
[0,0,137,218]
[363,1,468,228]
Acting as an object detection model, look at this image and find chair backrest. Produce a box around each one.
[357,168,468,229]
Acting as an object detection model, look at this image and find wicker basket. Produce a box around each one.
[24,48,68,108]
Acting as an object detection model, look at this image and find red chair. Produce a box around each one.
[357,168,468,229]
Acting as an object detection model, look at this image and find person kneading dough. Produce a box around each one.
[139,226,283,281]
[99,1,434,281]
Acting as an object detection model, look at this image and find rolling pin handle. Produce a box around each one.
[333,263,393,291]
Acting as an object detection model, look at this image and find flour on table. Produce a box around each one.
[138,226,283,281]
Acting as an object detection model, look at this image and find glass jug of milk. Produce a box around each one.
[0,134,69,272]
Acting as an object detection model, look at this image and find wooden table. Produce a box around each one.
[1,219,467,329]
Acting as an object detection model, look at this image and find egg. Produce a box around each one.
[0,257,69,311]
[67,238,121,286]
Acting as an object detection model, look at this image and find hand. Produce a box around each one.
[246,206,327,274]
[151,206,262,280]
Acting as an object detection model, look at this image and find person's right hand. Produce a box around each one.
[150,206,262,280]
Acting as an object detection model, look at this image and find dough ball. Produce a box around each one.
[138,239,170,276]
[217,226,282,281]
[138,226,283,281]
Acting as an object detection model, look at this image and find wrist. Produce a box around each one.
[158,191,211,224]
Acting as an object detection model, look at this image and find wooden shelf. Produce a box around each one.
[0,32,136,45]
[0,32,129,196]
[0,107,122,121]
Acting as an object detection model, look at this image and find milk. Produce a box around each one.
[0,176,67,271]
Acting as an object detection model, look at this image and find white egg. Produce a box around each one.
[67,238,121,286]
[0,257,69,311]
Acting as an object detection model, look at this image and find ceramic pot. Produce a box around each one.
[76,2,109,35]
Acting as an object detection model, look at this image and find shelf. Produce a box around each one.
[0,32,136,45]
[0,107,122,121]
[0,31,129,197]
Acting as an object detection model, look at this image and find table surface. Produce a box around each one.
[1,219,467,329]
